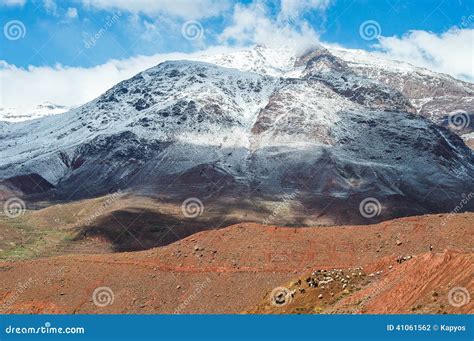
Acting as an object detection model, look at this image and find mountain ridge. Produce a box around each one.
[1,45,473,225]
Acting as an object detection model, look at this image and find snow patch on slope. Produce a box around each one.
[0,102,70,122]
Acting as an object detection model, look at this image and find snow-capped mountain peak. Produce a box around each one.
[1,45,473,224]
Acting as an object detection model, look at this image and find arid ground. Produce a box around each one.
[0,196,472,314]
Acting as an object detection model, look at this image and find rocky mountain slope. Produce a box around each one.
[248,249,473,314]
[328,46,474,133]
[1,213,472,314]
[205,45,474,143]
[1,46,473,225]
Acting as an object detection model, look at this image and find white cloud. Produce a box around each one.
[376,28,474,82]
[219,2,320,52]
[279,0,331,19]
[0,0,324,116]
[43,0,57,15]
[0,47,235,112]
[1,0,26,6]
[141,19,160,41]
[4,0,470,120]
[80,0,230,20]
[66,7,78,19]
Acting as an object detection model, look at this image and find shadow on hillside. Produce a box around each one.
[71,200,274,252]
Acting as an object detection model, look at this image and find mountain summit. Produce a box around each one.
[1,46,473,225]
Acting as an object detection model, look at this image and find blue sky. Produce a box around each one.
[1,0,472,68]
[0,0,473,111]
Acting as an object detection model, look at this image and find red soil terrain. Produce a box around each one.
[0,213,472,314]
